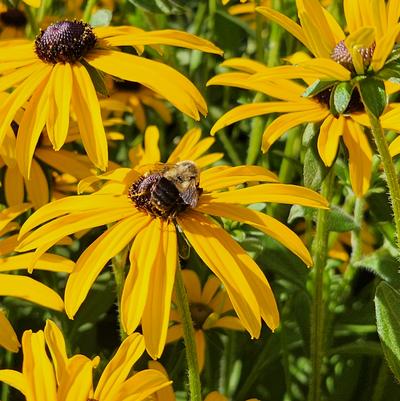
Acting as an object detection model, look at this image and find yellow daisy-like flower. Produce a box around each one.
[0,20,222,178]
[16,126,328,359]
[167,270,244,371]
[208,57,400,196]
[256,0,400,80]
[0,320,170,401]
[0,6,27,39]
[0,204,74,352]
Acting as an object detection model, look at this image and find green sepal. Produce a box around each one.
[330,81,354,116]
[326,205,358,232]
[358,78,387,118]
[375,282,400,381]
[375,61,400,83]
[302,79,336,98]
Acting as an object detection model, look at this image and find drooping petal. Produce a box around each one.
[142,221,177,359]
[0,274,64,311]
[71,63,108,171]
[200,165,278,192]
[197,202,313,266]
[0,203,31,233]
[0,369,26,395]
[0,310,20,352]
[178,211,262,337]
[262,108,329,152]
[4,165,24,207]
[317,115,344,167]
[65,213,149,319]
[219,57,271,74]
[0,61,42,92]
[25,159,49,209]
[147,361,175,401]
[87,50,207,120]
[342,118,372,196]
[205,183,329,209]
[94,333,145,401]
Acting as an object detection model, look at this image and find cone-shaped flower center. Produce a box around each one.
[35,20,96,64]
[128,161,202,220]
[331,40,375,72]
[190,302,213,330]
[0,8,27,27]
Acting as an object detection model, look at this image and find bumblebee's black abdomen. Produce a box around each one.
[152,177,181,207]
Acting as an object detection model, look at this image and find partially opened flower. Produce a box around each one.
[0,320,170,401]
[0,204,74,352]
[0,20,222,178]
[17,126,328,359]
[167,270,244,371]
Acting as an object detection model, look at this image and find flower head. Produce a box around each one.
[17,126,328,358]
[0,21,222,178]
[0,320,170,401]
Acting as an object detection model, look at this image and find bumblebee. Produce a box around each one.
[128,160,202,219]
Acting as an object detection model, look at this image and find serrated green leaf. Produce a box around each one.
[355,247,400,288]
[359,78,387,117]
[326,205,358,232]
[375,282,400,381]
[302,79,336,98]
[330,81,353,116]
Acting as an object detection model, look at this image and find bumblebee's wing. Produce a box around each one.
[180,183,199,208]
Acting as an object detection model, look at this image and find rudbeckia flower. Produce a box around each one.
[0,20,222,178]
[208,57,400,197]
[256,0,400,80]
[0,320,170,401]
[0,204,74,352]
[16,126,328,359]
[167,270,244,371]
[0,6,27,39]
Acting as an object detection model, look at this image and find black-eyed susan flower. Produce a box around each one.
[0,320,170,401]
[0,204,74,352]
[167,270,244,371]
[16,126,328,359]
[208,57,400,197]
[0,6,27,39]
[0,20,222,178]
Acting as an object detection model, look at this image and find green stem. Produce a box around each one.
[367,110,400,250]
[82,0,98,22]
[0,350,13,401]
[111,246,128,341]
[308,169,335,401]
[218,131,242,165]
[371,361,388,401]
[266,0,283,67]
[175,264,202,401]
[24,6,39,38]
[255,0,264,63]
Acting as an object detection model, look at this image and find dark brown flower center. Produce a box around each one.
[0,8,27,28]
[190,302,213,330]
[331,40,375,72]
[128,162,202,220]
[314,87,365,114]
[35,20,96,64]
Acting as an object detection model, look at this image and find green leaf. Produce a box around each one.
[303,124,329,190]
[328,341,382,356]
[89,9,112,27]
[359,78,387,118]
[81,59,109,97]
[128,0,164,13]
[326,205,358,232]
[330,81,353,116]
[355,247,400,288]
[302,79,336,98]
[375,61,400,82]
[375,282,400,381]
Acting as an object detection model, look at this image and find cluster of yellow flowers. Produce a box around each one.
[1,0,400,399]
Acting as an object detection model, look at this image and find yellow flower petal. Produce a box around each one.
[220,57,270,74]
[94,333,145,401]
[197,202,313,266]
[317,115,344,167]
[201,276,221,305]
[167,127,201,162]
[142,221,177,359]
[114,370,171,401]
[65,213,149,318]
[0,310,20,352]
[148,361,175,401]
[195,330,205,371]
[166,324,183,343]
[25,159,49,209]
[87,50,207,120]
[206,183,329,208]
[387,0,400,27]
[213,316,244,331]
[71,63,108,171]
[182,270,202,303]
[121,218,163,334]
[0,252,74,273]
[211,101,318,135]
[389,135,400,157]
[262,108,329,152]
[0,369,26,394]
[343,0,363,33]
[342,118,372,196]
[200,165,278,192]
[141,125,161,165]
[0,61,41,92]
[178,211,262,337]
[299,58,352,81]
[0,274,64,311]
[371,23,400,72]
[22,330,57,401]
